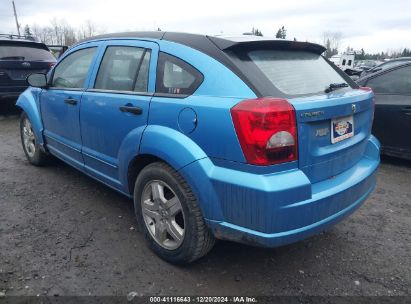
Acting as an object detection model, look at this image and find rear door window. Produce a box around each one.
[0,43,56,61]
[247,50,349,96]
[94,46,151,92]
[156,52,203,96]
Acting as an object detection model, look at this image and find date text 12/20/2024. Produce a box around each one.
[149,296,257,303]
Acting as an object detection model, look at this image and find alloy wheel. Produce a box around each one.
[22,118,36,158]
[141,180,185,250]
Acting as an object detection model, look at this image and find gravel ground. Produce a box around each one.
[0,102,410,297]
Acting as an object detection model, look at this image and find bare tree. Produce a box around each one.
[78,20,100,41]
[322,31,342,58]
[31,18,105,46]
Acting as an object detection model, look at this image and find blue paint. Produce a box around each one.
[16,35,380,249]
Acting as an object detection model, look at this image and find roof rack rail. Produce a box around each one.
[0,33,41,42]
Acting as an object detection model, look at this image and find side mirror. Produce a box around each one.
[27,73,48,88]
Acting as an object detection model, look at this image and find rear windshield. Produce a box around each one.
[0,44,56,61]
[248,50,349,96]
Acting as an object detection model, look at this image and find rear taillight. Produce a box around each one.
[230,98,298,166]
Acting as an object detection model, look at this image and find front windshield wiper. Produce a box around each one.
[0,56,25,60]
[325,83,349,93]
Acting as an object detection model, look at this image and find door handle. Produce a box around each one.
[119,105,143,115]
[64,98,78,105]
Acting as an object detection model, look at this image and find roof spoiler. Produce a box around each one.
[0,33,41,42]
[208,36,326,55]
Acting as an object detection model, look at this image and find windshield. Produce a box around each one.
[0,44,56,61]
[248,50,349,96]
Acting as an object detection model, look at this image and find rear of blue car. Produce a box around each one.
[179,41,380,247]
[16,33,379,264]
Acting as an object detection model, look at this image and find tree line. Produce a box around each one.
[250,26,288,39]
[23,20,410,60]
[23,19,103,46]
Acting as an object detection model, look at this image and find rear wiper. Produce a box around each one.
[325,83,349,93]
[0,56,25,60]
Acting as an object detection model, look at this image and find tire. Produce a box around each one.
[20,112,48,166]
[134,162,215,264]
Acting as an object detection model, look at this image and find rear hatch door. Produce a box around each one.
[0,41,55,89]
[225,44,374,183]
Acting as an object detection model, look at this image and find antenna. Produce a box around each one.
[12,1,21,36]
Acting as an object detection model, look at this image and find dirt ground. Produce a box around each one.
[0,102,410,297]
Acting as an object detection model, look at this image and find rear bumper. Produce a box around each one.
[206,169,376,247]
[181,135,380,247]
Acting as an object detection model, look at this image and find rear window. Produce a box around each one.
[248,50,349,96]
[0,43,56,61]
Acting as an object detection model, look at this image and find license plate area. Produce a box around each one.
[331,115,354,144]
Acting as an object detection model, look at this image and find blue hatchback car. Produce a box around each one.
[17,32,380,264]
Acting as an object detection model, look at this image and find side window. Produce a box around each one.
[156,52,203,95]
[366,66,411,95]
[52,47,96,88]
[94,46,151,92]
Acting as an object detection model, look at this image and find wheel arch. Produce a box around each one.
[123,125,208,194]
[126,154,162,194]
[15,88,45,147]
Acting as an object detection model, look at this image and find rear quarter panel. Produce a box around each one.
[143,40,256,163]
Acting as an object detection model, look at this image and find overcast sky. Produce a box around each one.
[1,0,410,53]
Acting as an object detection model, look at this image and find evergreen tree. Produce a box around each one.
[281,26,287,39]
[402,48,411,57]
[251,27,263,37]
[324,39,338,58]
[24,24,32,37]
[275,26,287,39]
[275,29,282,38]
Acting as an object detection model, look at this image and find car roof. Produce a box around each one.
[79,31,327,97]
[0,34,42,43]
[80,31,326,54]
[0,34,49,51]
[387,57,411,61]
[376,57,411,67]
[357,61,411,83]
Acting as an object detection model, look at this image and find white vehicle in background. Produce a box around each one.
[330,52,355,71]
[329,52,361,79]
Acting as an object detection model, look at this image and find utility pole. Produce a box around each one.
[12,1,21,36]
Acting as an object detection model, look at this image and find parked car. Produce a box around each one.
[361,57,411,77]
[0,34,56,101]
[349,60,379,81]
[357,62,411,159]
[356,60,378,72]
[17,32,380,264]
